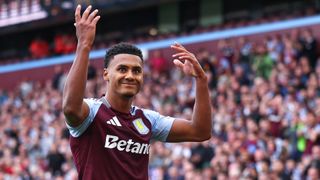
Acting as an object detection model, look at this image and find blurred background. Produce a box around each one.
[0,0,320,179]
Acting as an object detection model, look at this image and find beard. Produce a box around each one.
[119,87,140,99]
[121,92,135,99]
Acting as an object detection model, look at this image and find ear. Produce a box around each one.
[103,68,109,81]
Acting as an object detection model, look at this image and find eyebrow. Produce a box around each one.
[116,64,142,71]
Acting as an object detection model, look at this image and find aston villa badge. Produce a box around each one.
[132,118,149,135]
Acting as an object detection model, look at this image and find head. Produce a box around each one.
[307,167,319,180]
[103,43,144,99]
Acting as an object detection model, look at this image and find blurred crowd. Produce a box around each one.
[0,27,320,180]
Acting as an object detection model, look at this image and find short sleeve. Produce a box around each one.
[142,109,175,142]
[66,98,102,137]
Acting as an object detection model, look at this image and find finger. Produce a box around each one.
[82,5,92,21]
[74,4,81,23]
[171,44,188,53]
[173,41,183,47]
[173,59,184,69]
[92,15,101,25]
[172,52,188,57]
[172,53,196,63]
[172,41,187,50]
[87,9,99,22]
[174,59,197,77]
[177,55,196,60]
[178,56,199,70]
[178,56,204,76]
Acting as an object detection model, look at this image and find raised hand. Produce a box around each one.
[171,42,206,79]
[74,5,100,48]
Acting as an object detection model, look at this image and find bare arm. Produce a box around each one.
[166,42,212,142]
[62,5,100,127]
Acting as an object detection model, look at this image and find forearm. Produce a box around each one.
[192,77,212,138]
[167,42,212,142]
[63,45,90,112]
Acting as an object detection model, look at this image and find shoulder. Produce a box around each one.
[84,98,103,107]
[132,106,161,120]
[67,98,103,138]
[133,106,175,125]
[84,97,103,103]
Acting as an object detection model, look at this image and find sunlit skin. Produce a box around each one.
[103,54,143,100]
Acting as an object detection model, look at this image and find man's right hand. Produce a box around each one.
[62,5,100,127]
[74,5,100,49]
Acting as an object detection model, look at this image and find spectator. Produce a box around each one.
[190,141,214,170]
[149,50,169,74]
[54,33,76,55]
[306,166,319,180]
[29,37,49,59]
[252,44,274,79]
[46,144,66,176]
[299,29,317,69]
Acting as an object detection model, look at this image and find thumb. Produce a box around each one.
[173,59,184,69]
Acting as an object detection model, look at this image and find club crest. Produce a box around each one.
[132,118,149,135]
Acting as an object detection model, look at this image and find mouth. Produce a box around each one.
[121,83,137,87]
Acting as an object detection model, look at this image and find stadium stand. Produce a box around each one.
[0,0,48,27]
[0,0,319,65]
[0,0,320,179]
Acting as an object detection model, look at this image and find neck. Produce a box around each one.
[105,93,133,113]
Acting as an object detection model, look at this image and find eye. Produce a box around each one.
[133,68,142,74]
[118,67,127,73]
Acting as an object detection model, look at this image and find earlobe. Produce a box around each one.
[103,68,109,81]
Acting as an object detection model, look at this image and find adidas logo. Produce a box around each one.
[106,116,122,127]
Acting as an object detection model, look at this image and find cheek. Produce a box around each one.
[108,77,120,87]
[138,79,143,87]
[139,77,143,83]
[138,75,144,83]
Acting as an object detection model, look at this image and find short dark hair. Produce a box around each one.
[104,42,143,68]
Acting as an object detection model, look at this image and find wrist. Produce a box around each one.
[195,74,208,82]
[77,43,92,52]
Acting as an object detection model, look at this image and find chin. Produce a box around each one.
[121,91,137,99]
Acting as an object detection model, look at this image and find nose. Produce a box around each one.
[124,70,134,80]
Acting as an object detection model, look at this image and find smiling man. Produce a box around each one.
[62,5,212,180]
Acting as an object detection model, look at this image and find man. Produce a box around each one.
[62,5,212,179]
